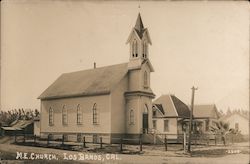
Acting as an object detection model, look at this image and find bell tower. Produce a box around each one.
[126,13,152,70]
[125,13,155,137]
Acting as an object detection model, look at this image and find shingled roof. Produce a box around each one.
[38,63,128,100]
[193,104,219,119]
[153,95,190,118]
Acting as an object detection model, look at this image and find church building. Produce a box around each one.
[38,14,155,143]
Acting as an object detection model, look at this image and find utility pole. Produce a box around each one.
[188,86,198,153]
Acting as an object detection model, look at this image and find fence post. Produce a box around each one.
[100,137,103,149]
[23,133,26,143]
[120,138,123,152]
[62,134,64,146]
[194,134,197,146]
[47,134,50,146]
[232,134,234,145]
[164,135,167,151]
[83,136,86,148]
[34,135,36,144]
[139,138,142,152]
[183,132,186,152]
[215,134,217,145]
[14,133,17,143]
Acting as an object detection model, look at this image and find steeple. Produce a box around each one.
[126,13,152,70]
[134,13,145,38]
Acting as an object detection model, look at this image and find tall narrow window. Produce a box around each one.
[132,42,135,57]
[130,110,135,125]
[77,104,82,125]
[143,41,147,58]
[135,41,138,57]
[62,105,68,125]
[49,107,54,126]
[153,120,157,129]
[164,120,169,132]
[144,71,148,87]
[93,103,98,124]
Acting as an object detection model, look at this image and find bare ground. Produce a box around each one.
[0,138,249,164]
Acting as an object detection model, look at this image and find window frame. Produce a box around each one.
[93,103,98,125]
[153,120,157,129]
[144,71,148,88]
[77,104,83,125]
[164,119,169,132]
[49,107,54,126]
[129,109,135,125]
[62,105,68,125]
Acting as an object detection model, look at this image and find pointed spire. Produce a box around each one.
[134,13,145,38]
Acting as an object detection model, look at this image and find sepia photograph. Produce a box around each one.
[0,0,249,163]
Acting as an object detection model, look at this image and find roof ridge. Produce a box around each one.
[64,62,128,75]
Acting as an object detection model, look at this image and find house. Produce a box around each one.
[152,95,190,140]
[219,113,249,135]
[38,13,156,143]
[1,119,34,136]
[193,104,220,133]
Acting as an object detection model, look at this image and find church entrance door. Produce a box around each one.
[142,104,149,134]
[142,113,148,133]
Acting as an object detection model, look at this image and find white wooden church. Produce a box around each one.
[38,13,156,143]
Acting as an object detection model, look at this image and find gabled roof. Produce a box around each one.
[38,63,128,100]
[153,95,190,118]
[193,104,219,119]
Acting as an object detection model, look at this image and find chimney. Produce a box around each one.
[94,62,96,69]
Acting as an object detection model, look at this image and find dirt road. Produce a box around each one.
[0,143,249,164]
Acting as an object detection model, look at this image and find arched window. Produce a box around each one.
[135,41,138,57]
[130,109,135,125]
[143,41,147,58]
[62,105,67,125]
[77,104,82,125]
[132,42,135,57]
[93,103,98,124]
[132,40,138,57]
[144,71,148,87]
[49,107,54,126]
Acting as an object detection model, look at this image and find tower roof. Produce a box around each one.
[134,13,145,38]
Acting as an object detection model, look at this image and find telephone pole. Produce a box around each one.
[187,86,198,153]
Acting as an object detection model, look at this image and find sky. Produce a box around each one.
[1,0,249,112]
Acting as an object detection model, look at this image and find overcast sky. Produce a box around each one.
[1,0,249,112]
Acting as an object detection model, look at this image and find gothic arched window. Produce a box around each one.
[130,109,135,125]
[93,103,98,124]
[132,39,138,58]
[49,107,54,126]
[143,41,147,58]
[144,71,148,87]
[77,104,82,125]
[62,105,68,125]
